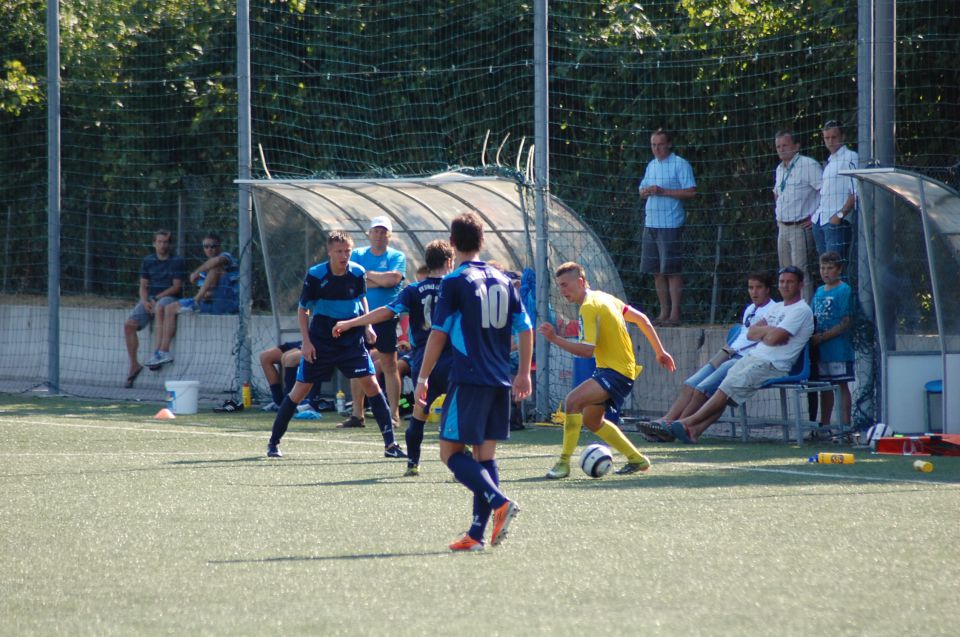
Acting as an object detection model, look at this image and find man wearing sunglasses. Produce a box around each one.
[145,233,239,369]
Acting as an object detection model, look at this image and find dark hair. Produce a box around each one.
[747,270,775,289]
[823,120,843,134]
[819,251,843,268]
[774,129,797,144]
[424,239,454,271]
[555,261,585,280]
[327,230,353,247]
[449,212,484,253]
[155,229,172,242]
[651,128,672,143]
[778,265,805,283]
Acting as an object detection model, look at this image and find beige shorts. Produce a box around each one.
[717,356,787,406]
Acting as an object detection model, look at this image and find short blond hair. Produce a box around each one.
[555,262,585,280]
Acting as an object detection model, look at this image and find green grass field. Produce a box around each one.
[2,394,959,636]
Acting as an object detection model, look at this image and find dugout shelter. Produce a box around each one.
[240,173,625,413]
[844,168,960,434]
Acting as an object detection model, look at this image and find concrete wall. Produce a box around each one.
[0,303,802,421]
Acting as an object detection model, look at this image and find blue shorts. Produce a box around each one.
[297,340,375,385]
[591,368,634,424]
[412,356,451,409]
[683,356,741,397]
[439,384,511,445]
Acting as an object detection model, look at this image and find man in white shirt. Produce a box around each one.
[666,266,814,443]
[773,130,821,300]
[812,120,858,263]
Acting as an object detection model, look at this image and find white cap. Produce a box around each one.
[369,216,393,232]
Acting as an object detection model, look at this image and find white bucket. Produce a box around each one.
[164,380,200,415]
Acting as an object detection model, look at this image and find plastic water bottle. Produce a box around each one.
[336,390,346,414]
[242,383,252,408]
[808,452,855,464]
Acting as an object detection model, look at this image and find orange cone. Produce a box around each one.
[154,408,176,420]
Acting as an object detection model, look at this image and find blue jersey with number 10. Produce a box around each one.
[432,261,532,387]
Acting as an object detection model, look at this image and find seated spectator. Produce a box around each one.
[182,233,239,314]
[640,271,774,438]
[651,266,813,443]
[146,234,238,369]
[258,341,325,412]
[810,251,855,436]
[123,229,185,386]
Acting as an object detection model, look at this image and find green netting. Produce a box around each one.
[0,1,957,421]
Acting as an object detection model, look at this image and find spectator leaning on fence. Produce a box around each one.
[773,129,821,300]
[638,128,697,327]
[812,120,858,264]
[123,230,185,388]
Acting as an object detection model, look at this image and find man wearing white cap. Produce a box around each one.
[341,216,407,428]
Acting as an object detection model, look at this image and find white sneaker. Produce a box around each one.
[153,352,173,366]
[296,401,315,413]
[261,401,280,412]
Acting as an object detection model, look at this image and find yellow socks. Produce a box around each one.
[560,413,583,461]
[596,420,642,462]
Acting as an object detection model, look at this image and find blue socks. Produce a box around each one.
[367,391,396,447]
[268,396,297,445]
[406,417,425,466]
[469,459,498,541]
[447,452,507,514]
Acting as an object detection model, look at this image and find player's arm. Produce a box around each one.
[332,306,397,338]
[414,329,449,408]
[298,307,315,363]
[190,254,228,283]
[623,305,676,372]
[537,322,596,358]
[512,328,533,401]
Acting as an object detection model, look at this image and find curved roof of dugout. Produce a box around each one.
[239,173,624,336]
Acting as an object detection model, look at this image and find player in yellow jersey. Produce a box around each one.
[538,262,676,478]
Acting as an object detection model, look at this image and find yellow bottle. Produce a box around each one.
[335,390,346,414]
[242,383,252,408]
[913,460,933,473]
[808,452,855,464]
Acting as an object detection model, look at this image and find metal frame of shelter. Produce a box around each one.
[843,168,960,434]
[238,173,626,417]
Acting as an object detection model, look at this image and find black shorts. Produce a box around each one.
[371,317,399,354]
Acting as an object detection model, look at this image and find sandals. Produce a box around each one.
[124,366,143,388]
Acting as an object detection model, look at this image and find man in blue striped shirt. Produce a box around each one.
[265,230,406,460]
[639,128,697,326]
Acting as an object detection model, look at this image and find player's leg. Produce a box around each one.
[196,266,223,303]
[149,298,178,366]
[441,386,513,549]
[266,379,314,457]
[356,375,404,456]
[545,377,608,478]
[372,320,401,425]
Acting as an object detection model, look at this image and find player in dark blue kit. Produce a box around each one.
[265,230,406,459]
[415,213,533,551]
[333,240,455,477]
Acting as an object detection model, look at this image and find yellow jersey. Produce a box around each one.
[578,290,639,379]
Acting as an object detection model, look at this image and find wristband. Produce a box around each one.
[417,377,429,385]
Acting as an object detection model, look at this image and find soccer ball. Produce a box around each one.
[580,444,614,478]
[865,422,891,449]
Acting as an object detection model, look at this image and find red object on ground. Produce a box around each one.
[875,434,960,456]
